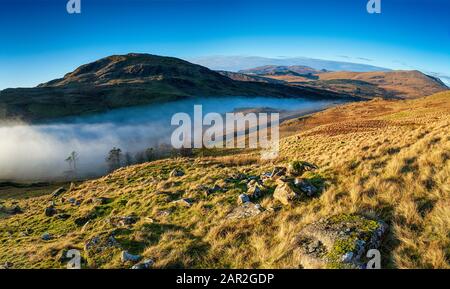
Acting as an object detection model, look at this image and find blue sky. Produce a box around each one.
[0,0,449,89]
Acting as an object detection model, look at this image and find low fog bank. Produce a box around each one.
[0,97,341,181]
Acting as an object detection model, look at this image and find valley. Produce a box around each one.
[0,53,448,270]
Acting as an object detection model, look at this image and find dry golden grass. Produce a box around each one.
[0,91,448,269]
[318,70,447,99]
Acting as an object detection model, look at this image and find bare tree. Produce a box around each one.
[106,147,122,172]
[65,151,79,171]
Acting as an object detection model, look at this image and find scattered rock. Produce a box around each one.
[173,198,194,207]
[204,185,222,196]
[94,197,110,205]
[51,187,66,198]
[44,206,57,217]
[170,168,185,177]
[0,262,13,269]
[74,211,97,226]
[260,172,272,181]
[294,178,318,197]
[41,232,53,241]
[273,180,299,205]
[293,214,388,269]
[57,213,71,220]
[68,198,80,205]
[247,183,264,199]
[121,251,142,263]
[156,210,171,218]
[287,161,318,177]
[238,194,250,204]
[85,234,120,254]
[270,167,286,178]
[225,172,248,183]
[226,202,263,219]
[131,259,154,269]
[108,216,139,227]
[3,205,22,215]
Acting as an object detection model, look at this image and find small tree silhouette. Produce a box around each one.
[124,152,134,166]
[106,147,122,172]
[65,151,79,171]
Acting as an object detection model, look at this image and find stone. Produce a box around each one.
[51,187,66,198]
[170,168,185,177]
[156,210,171,217]
[226,202,263,219]
[94,197,110,205]
[121,251,142,263]
[85,234,120,254]
[270,167,286,178]
[204,185,222,196]
[41,232,53,241]
[57,213,71,220]
[0,262,13,269]
[273,180,299,205]
[108,216,139,227]
[294,178,318,197]
[287,161,318,177]
[247,184,264,199]
[131,259,154,269]
[173,198,194,207]
[238,194,250,204]
[2,205,22,215]
[44,206,57,217]
[74,211,97,226]
[293,214,388,269]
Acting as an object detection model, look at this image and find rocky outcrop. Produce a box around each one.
[131,259,154,269]
[121,251,142,263]
[287,161,318,177]
[170,168,185,178]
[44,206,57,217]
[51,187,66,198]
[293,214,388,268]
[226,202,263,219]
[108,216,139,227]
[273,180,299,205]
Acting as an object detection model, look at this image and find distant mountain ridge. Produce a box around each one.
[0,53,352,122]
[190,55,391,73]
[216,70,286,84]
[239,65,325,76]
[229,65,449,99]
[315,70,448,99]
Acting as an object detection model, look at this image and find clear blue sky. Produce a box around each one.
[0,0,449,89]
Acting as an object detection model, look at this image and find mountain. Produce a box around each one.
[232,67,448,99]
[239,65,324,77]
[0,53,352,122]
[189,55,391,72]
[315,70,448,99]
[216,70,286,84]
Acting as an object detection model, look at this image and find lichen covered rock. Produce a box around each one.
[226,202,263,219]
[273,180,299,205]
[294,214,388,269]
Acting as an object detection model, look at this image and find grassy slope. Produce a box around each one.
[261,70,448,99]
[0,91,448,269]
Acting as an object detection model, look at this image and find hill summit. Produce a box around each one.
[0,53,350,122]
